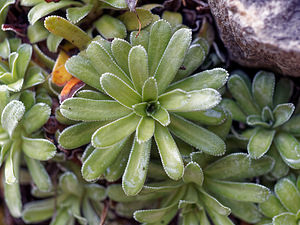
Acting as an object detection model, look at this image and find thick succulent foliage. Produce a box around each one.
[22,170,106,225]
[57,19,229,195]
[0,89,56,217]
[222,71,300,176]
[0,42,45,92]
[107,153,274,224]
[258,174,300,225]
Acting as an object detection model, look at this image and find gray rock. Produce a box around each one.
[208,0,300,77]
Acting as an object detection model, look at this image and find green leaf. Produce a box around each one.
[130,30,149,50]
[59,172,81,196]
[133,203,177,223]
[248,128,276,159]
[82,137,129,181]
[98,0,127,8]
[111,38,132,75]
[27,21,49,43]
[66,4,93,24]
[151,107,170,126]
[272,103,295,128]
[136,117,155,143]
[198,189,231,216]
[50,207,71,225]
[45,16,91,50]
[247,115,270,128]
[101,73,141,108]
[123,138,151,196]
[23,66,45,89]
[119,8,153,31]
[148,20,172,76]
[204,153,274,180]
[273,78,294,105]
[16,44,32,79]
[268,145,289,179]
[29,1,81,24]
[86,184,106,201]
[159,89,189,111]
[4,182,22,218]
[0,86,9,115]
[154,28,191,94]
[273,213,297,225]
[172,89,221,112]
[128,45,149,94]
[227,74,260,115]
[94,15,127,39]
[1,100,25,137]
[0,141,11,167]
[22,198,54,223]
[205,179,270,203]
[262,106,274,122]
[46,33,63,53]
[169,114,226,156]
[58,121,105,149]
[259,194,286,218]
[274,132,300,169]
[92,113,140,148]
[60,98,131,121]
[281,114,300,136]
[142,77,158,102]
[174,44,206,81]
[183,162,203,186]
[23,103,51,134]
[220,99,246,122]
[275,178,300,213]
[5,141,21,184]
[22,136,56,161]
[65,55,102,91]
[206,207,234,225]
[170,68,229,92]
[176,107,226,125]
[154,123,184,180]
[0,39,10,59]
[86,41,132,86]
[24,156,52,192]
[82,198,100,225]
[252,71,275,109]
[76,90,111,100]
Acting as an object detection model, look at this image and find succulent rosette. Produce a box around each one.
[57,19,229,195]
[222,71,300,178]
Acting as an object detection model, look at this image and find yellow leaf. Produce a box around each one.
[52,50,73,86]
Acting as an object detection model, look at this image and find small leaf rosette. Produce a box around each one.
[22,170,106,225]
[222,71,300,175]
[0,89,55,218]
[108,153,273,224]
[258,174,300,225]
[58,19,229,196]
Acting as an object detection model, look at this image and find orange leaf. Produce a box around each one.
[60,77,85,103]
[52,50,73,86]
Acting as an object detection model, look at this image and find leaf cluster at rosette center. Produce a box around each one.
[59,19,229,196]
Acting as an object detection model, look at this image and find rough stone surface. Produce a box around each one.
[208,0,300,77]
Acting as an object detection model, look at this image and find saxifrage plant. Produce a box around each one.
[56,18,229,196]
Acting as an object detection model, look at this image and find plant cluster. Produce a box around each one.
[0,0,299,225]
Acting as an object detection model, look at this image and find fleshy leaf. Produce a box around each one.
[4,141,20,184]
[22,198,54,223]
[59,172,81,196]
[4,182,22,218]
[252,71,275,109]
[169,114,226,156]
[92,113,140,148]
[130,30,149,49]
[142,77,158,102]
[82,137,129,181]
[22,136,56,161]
[23,66,45,89]
[148,19,172,76]
[274,178,300,213]
[170,68,229,92]
[60,98,131,121]
[183,162,203,186]
[136,117,155,143]
[85,184,106,201]
[27,20,49,43]
[281,114,300,136]
[259,194,286,218]
[204,153,274,180]
[206,207,234,225]
[44,16,91,50]
[58,121,105,149]
[273,78,294,105]
[123,138,151,196]
[205,179,270,203]
[272,103,295,128]
[51,50,72,86]
[273,213,297,225]
[248,128,276,159]
[23,103,51,134]
[94,15,127,39]
[154,28,191,94]
[111,38,132,75]
[159,89,189,111]
[1,100,25,137]
[119,8,153,31]
[274,132,300,169]
[66,4,93,24]
[221,99,247,123]
[128,45,149,94]
[228,74,260,115]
